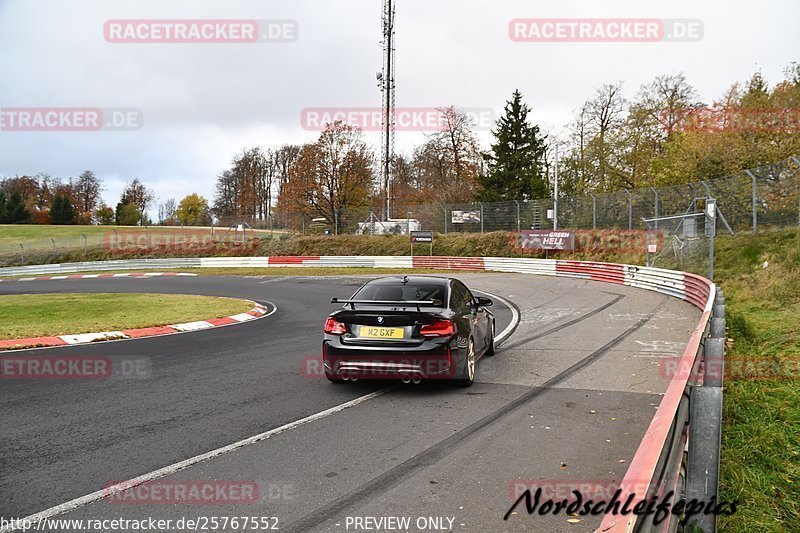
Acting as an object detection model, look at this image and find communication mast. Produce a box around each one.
[378,0,396,221]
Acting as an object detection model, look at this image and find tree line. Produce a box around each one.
[216,62,799,231]
[0,172,213,227]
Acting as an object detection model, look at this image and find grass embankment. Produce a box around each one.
[0,293,253,340]
[0,224,282,245]
[714,229,800,532]
[22,230,650,267]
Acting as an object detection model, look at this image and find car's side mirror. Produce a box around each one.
[476,297,493,307]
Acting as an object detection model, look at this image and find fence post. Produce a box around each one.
[624,190,633,230]
[82,234,87,256]
[746,170,758,234]
[51,238,56,256]
[444,205,448,234]
[792,156,800,228]
[479,202,484,233]
[514,200,520,233]
[650,187,659,230]
[334,209,339,236]
[19,243,25,264]
[589,194,597,229]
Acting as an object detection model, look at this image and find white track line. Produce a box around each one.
[472,289,519,344]
[0,388,391,533]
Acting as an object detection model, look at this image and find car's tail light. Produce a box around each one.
[420,319,455,337]
[324,317,347,335]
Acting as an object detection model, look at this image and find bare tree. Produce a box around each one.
[158,197,177,224]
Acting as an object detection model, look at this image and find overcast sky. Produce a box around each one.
[0,0,796,213]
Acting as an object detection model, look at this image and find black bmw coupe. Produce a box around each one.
[322,276,496,387]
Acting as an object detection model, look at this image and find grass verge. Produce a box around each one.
[0,293,254,340]
[715,228,800,532]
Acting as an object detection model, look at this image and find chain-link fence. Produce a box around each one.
[331,155,799,236]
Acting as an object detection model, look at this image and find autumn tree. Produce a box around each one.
[410,107,482,205]
[278,121,373,232]
[73,170,103,221]
[94,204,115,225]
[231,147,270,221]
[121,178,155,224]
[175,193,211,226]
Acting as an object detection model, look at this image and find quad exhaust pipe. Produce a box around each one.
[401,375,422,385]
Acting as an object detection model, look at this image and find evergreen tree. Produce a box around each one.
[6,191,31,223]
[116,198,141,225]
[478,90,548,201]
[50,193,76,224]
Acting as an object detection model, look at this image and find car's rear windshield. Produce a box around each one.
[354,282,446,305]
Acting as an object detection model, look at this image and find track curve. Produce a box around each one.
[1,273,700,532]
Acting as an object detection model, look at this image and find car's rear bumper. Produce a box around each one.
[323,337,459,380]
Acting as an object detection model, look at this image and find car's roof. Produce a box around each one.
[365,276,453,287]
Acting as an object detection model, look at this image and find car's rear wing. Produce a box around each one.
[331,299,443,312]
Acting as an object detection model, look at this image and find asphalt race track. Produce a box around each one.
[0,273,701,532]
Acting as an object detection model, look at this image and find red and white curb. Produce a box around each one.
[0,302,273,351]
[0,272,198,283]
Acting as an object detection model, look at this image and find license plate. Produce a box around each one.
[360,326,404,339]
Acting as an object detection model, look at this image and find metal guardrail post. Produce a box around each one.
[704,337,725,388]
[686,386,723,532]
[711,317,725,339]
[686,288,724,532]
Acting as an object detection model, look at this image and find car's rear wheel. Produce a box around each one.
[485,321,496,356]
[456,337,476,387]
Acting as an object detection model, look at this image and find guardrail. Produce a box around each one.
[0,256,723,531]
